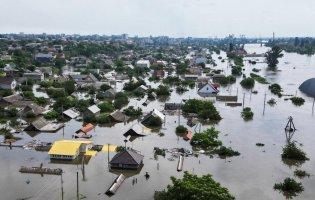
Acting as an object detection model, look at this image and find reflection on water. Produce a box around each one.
[1,44,315,200]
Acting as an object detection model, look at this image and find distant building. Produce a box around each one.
[48,140,92,160]
[35,53,53,62]
[136,59,150,68]
[23,70,44,82]
[153,70,165,79]
[109,149,144,170]
[0,77,17,90]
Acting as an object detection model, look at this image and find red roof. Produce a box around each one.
[81,123,94,133]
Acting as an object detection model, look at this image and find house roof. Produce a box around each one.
[0,77,15,85]
[2,94,23,104]
[110,110,129,122]
[48,140,92,156]
[80,123,94,133]
[151,109,165,120]
[63,108,80,119]
[30,117,50,130]
[23,103,45,115]
[88,105,100,114]
[198,83,219,93]
[123,123,151,137]
[109,149,144,165]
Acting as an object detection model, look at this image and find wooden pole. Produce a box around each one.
[263,93,267,115]
[76,171,79,200]
[242,93,245,109]
[61,173,64,200]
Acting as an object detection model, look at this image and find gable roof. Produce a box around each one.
[0,77,15,85]
[110,110,129,122]
[29,117,50,130]
[87,105,100,114]
[63,108,80,119]
[198,83,219,93]
[123,123,151,137]
[110,149,144,165]
[2,94,23,104]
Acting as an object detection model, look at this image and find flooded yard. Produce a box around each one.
[1,44,315,200]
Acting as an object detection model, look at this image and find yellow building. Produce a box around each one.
[48,140,92,160]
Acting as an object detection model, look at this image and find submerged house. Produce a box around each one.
[63,108,80,119]
[85,105,101,117]
[123,123,151,137]
[48,140,92,160]
[24,117,64,132]
[142,109,165,124]
[0,77,17,90]
[0,94,23,107]
[198,83,219,94]
[19,103,45,117]
[109,111,129,122]
[164,102,182,110]
[109,149,144,170]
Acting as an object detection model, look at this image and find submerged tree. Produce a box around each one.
[154,171,235,200]
[265,46,284,70]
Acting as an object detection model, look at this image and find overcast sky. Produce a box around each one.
[1,0,315,37]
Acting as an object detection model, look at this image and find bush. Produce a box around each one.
[241,107,254,120]
[267,98,276,106]
[190,127,222,149]
[218,75,236,85]
[44,110,59,120]
[250,73,269,84]
[34,97,47,106]
[240,78,255,89]
[123,106,142,118]
[182,99,221,121]
[154,171,235,200]
[143,116,162,127]
[290,97,305,106]
[97,113,111,124]
[231,66,242,76]
[114,92,129,109]
[98,101,114,113]
[175,125,187,136]
[115,146,126,152]
[156,85,171,96]
[99,84,111,91]
[269,84,282,97]
[282,142,309,161]
[214,146,240,157]
[274,178,303,196]
[294,170,310,179]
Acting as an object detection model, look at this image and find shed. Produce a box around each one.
[109,149,144,170]
[110,111,129,122]
[76,123,95,134]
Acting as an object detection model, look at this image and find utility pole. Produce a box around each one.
[76,171,79,200]
[263,93,267,115]
[242,93,245,109]
[61,173,64,200]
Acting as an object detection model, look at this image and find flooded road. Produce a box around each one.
[1,44,315,200]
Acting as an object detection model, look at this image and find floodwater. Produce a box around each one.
[1,44,315,200]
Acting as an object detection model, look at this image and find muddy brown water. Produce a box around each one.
[1,44,315,200]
